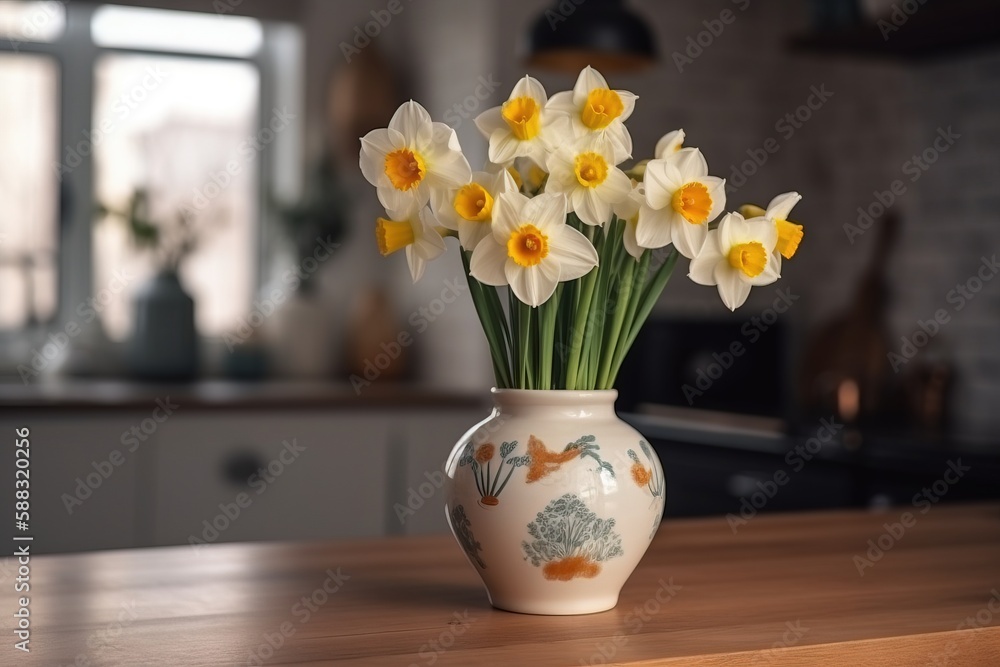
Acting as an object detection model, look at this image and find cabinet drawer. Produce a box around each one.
[152,412,388,546]
[0,413,141,553]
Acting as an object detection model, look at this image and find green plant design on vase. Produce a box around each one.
[525,434,615,483]
[459,441,530,507]
[450,504,485,569]
[522,493,623,581]
[628,441,665,539]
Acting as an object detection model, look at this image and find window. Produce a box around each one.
[0,52,59,329]
[92,54,259,339]
[0,3,302,351]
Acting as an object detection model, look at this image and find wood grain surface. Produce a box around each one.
[2,503,999,666]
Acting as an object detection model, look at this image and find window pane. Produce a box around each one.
[0,1,65,44]
[91,5,262,57]
[92,54,259,340]
[0,52,59,329]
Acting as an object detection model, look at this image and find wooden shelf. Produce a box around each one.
[788,0,1000,60]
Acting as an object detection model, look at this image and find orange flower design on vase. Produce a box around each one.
[627,441,665,539]
[459,440,529,508]
[525,435,614,483]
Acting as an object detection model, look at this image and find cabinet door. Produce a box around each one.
[390,408,489,536]
[0,413,141,553]
[152,412,388,546]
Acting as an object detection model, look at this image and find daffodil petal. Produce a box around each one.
[654,129,684,159]
[572,187,607,226]
[550,226,598,281]
[474,106,505,139]
[506,259,559,307]
[715,265,752,311]
[747,256,781,287]
[491,191,527,242]
[469,237,509,286]
[457,220,491,252]
[717,212,749,250]
[688,248,721,286]
[634,205,674,249]
[359,128,405,188]
[389,100,433,147]
[746,215,778,253]
[623,221,643,260]
[671,214,709,259]
[545,90,577,114]
[643,160,683,210]
[511,75,547,104]
[524,192,566,234]
[601,168,632,204]
[616,91,637,122]
[604,124,633,163]
[671,147,708,181]
[425,148,472,189]
[489,128,523,164]
[766,191,801,221]
[572,65,609,107]
[377,184,426,212]
[405,245,426,283]
[704,177,727,222]
[360,127,402,157]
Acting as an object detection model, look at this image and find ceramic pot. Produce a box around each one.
[129,271,197,380]
[444,389,665,615]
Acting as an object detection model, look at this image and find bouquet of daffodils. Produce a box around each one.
[360,67,804,391]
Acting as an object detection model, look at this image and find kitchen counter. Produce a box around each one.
[3,504,998,665]
[0,379,485,411]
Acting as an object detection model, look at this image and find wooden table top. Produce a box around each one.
[3,503,999,666]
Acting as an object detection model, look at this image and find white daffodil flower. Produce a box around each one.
[469,191,598,307]
[740,191,804,271]
[546,66,637,163]
[360,100,472,212]
[688,212,780,311]
[545,135,632,227]
[474,76,570,166]
[375,203,447,283]
[637,147,726,259]
[432,169,517,252]
[654,129,685,158]
[613,182,646,260]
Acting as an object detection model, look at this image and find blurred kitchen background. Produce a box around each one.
[0,0,998,554]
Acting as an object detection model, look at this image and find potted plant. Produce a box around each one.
[359,67,805,614]
[98,189,217,381]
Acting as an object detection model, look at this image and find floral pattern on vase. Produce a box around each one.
[522,493,623,581]
[628,440,665,539]
[525,434,615,483]
[450,504,486,569]
[459,441,530,507]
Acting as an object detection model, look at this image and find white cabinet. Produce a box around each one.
[0,413,142,553]
[390,408,490,536]
[0,401,487,553]
[151,412,389,546]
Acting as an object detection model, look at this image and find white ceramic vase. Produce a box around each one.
[444,389,665,615]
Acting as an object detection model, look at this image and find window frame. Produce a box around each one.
[0,2,302,343]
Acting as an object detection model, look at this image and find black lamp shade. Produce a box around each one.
[527,0,657,72]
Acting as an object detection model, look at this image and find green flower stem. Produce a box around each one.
[461,251,512,388]
[608,249,651,384]
[609,248,680,383]
[564,266,599,390]
[537,286,559,390]
[517,298,534,389]
[597,255,635,389]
